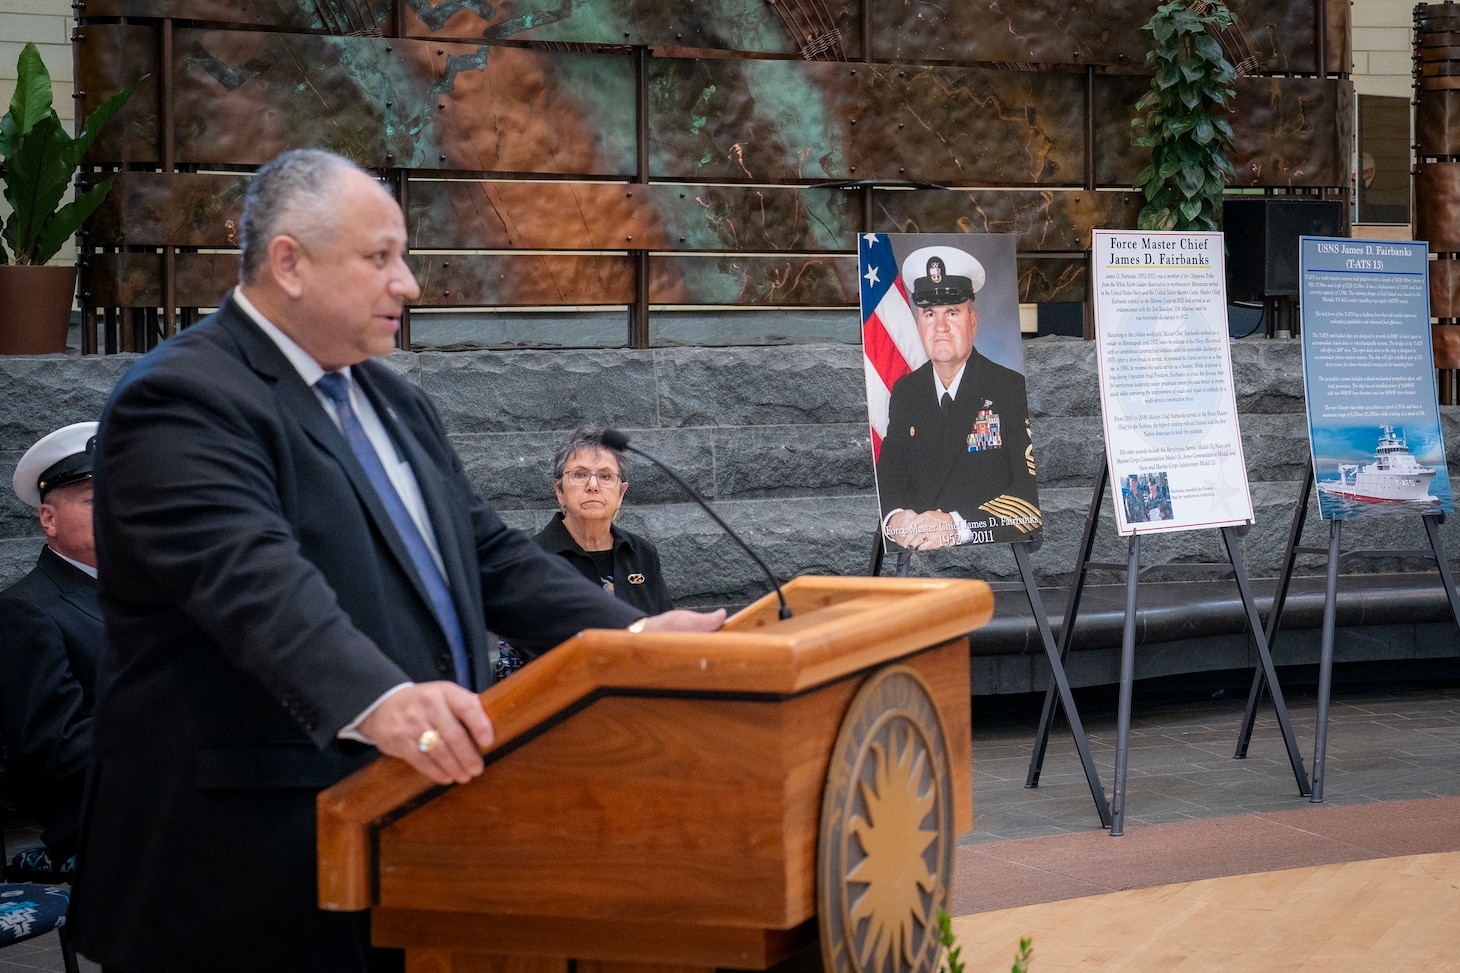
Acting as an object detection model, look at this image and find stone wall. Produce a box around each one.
[5,338,1458,615]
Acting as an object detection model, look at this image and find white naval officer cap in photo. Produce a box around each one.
[12,421,99,508]
[901,245,987,307]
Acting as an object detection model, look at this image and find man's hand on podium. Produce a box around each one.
[639,608,728,633]
[360,681,496,786]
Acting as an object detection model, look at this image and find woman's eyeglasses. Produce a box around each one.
[562,469,621,486]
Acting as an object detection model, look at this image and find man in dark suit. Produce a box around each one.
[0,422,103,864]
[876,246,1041,550]
[71,149,723,973]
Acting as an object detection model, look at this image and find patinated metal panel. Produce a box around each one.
[91,172,248,248]
[865,0,1330,74]
[1227,77,1353,188]
[1018,256,1087,304]
[1416,163,1460,251]
[75,0,1344,73]
[74,27,161,164]
[649,59,1086,186]
[405,181,856,251]
[1434,325,1460,368]
[79,0,391,32]
[1418,88,1460,156]
[650,255,857,305]
[409,254,635,305]
[83,252,235,307]
[133,27,637,171]
[399,0,859,57]
[867,0,1149,68]
[873,189,1143,250]
[1431,259,1460,321]
[1095,76,1353,190]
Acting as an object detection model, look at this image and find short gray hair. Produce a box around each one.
[238,149,367,284]
[551,424,629,482]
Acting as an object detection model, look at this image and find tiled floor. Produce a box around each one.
[964,683,1460,844]
[5,683,1458,972]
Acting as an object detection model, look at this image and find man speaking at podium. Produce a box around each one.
[72,149,722,973]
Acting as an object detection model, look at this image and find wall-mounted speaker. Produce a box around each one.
[1223,198,1346,300]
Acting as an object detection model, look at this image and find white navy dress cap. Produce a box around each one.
[901,245,986,307]
[12,421,99,508]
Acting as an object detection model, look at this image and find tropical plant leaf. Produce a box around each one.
[2,113,72,262]
[0,43,54,157]
[1,41,142,264]
[30,177,113,267]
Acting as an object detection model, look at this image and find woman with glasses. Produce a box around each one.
[532,424,673,616]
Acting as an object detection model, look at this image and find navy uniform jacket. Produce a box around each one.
[71,298,641,972]
[533,512,674,618]
[0,546,104,859]
[876,354,1039,529]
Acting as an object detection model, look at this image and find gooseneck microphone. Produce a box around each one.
[600,428,792,620]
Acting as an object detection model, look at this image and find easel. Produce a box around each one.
[1025,459,1311,835]
[871,531,1113,827]
[1234,458,1460,801]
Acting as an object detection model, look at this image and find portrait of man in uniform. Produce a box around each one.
[861,235,1041,551]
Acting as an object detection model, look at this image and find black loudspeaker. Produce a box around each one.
[1223,198,1346,300]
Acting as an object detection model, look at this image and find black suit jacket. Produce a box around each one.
[875,354,1040,538]
[0,546,104,859]
[72,298,641,971]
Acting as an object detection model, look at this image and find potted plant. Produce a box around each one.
[0,41,139,353]
[1130,0,1237,232]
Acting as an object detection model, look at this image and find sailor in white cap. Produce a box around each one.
[876,245,1041,549]
[0,421,104,866]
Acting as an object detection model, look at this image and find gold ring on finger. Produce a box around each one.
[417,728,441,754]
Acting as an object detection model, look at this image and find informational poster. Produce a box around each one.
[1091,230,1254,535]
[1299,237,1452,519]
[860,233,1040,551]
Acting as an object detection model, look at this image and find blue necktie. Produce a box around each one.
[315,371,471,689]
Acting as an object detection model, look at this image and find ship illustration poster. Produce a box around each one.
[1299,238,1452,519]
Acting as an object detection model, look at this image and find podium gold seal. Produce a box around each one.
[817,664,954,973]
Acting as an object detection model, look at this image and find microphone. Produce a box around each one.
[600,428,792,620]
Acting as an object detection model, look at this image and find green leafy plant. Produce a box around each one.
[936,909,1033,973]
[1131,0,1237,231]
[1009,936,1033,973]
[0,42,142,265]
[937,910,966,973]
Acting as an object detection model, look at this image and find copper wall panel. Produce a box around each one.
[74,26,161,164]
[649,59,1086,186]
[409,254,635,306]
[649,255,858,305]
[399,0,858,57]
[83,253,235,307]
[866,0,1325,73]
[79,1,389,32]
[1418,88,1460,156]
[874,189,1143,251]
[1416,163,1460,251]
[1228,77,1354,188]
[1434,324,1460,368]
[1018,256,1087,304]
[156,28,637,171]
[74,0,1341,73]
[1431,259,1460,319]
[406,182,855,251]
[91,172,249,247]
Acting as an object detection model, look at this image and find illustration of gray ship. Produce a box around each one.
[1318,426,1439,503]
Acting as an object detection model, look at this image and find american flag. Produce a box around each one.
[860,233,927,461]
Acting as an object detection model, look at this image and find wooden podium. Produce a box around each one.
[318,576,991,973]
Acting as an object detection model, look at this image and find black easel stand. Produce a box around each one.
[1027,459,1311,835]
[870,528,1112,826]
[1234,460,1460,802]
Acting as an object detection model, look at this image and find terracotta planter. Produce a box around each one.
[0,264,78,354]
